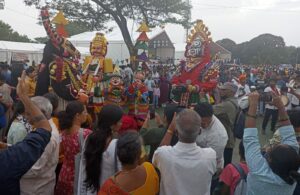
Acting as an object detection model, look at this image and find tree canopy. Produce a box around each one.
[0,20,32,42]
[24,0,191,62]
[217,34,299,65]
[34,20,93,43]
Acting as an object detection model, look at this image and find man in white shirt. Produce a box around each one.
[20,96,59,195]
[124,65,134,86]
[194,103,228,169]
[153,109,217,195]
[194,103,228,193]
[235,74,251,100]
[144,75,155,103]
[262,78,280,134]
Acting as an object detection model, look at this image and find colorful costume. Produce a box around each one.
[171,20,219,106]
[105,65,126,106]
[127,71,149,120]
[36,7,83,101]
[82,33,113,111]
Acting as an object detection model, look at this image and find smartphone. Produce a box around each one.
[149,105,155,119]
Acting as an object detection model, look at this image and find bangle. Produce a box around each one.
[246,113,257,119]
[167,129,174,135]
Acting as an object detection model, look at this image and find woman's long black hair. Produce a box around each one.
[57,101,84,130]
[5,101,25,137]
[84,104,123,191]
[268,145,300,185]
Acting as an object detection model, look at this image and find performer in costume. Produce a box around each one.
[104,65,126,106]
[127,71,149,122]
[171,20,219,107]
[82,33,113,112]
[35,7,83,101]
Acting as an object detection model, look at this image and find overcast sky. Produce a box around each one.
[0,0,299,47]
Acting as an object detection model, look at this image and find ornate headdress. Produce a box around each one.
[90,32,108,57]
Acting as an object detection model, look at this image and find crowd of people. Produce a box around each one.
[0,61,300,195]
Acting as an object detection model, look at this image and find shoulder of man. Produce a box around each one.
[154,145,173,156]
[200,147,217,158]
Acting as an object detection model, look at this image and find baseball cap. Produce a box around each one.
[218,82,238,93]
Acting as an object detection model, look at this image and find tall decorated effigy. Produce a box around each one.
[135,22,150,71]
[171,20,219,107]
[81,32,114,112]
[35,7,83,101]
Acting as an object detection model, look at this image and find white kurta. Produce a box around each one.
[153,142,217,195]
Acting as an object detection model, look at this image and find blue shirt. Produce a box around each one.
[0,128,51,195]
[243,126,299,195]
[0,103,6,128]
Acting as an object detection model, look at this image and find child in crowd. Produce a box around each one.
[153,83,160,108]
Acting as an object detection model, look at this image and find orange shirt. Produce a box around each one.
[99,162,159,195]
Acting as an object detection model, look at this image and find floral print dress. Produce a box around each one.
[55,128,92,195]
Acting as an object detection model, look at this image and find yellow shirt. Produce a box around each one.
[99,162,159,195]
[130,162,159,195]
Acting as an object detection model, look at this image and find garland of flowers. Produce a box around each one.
[65,62,80,91]
[54,56,64,82]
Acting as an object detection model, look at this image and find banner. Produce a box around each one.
[11,52,29,62]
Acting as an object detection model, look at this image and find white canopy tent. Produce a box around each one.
[0,41,44,64]
[69,28,186,64]
[0,40,91,64]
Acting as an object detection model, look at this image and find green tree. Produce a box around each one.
[34,20,96,43]
[34,36,48,43]
[66,20,99,37]
[0,20,32,42]
[217,34,297,65]
[216,38,236,53]
[24,0,191,64]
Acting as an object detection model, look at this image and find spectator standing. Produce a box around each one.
[99,132,159,195]
[144,75,155,103]
[236,74,251,100]
[159,75,170,106]
[0,73,13,139]
[25,67,37,97]
[153,109,217,195]
[0,71,52,194]
[78,105,123,194]
[276,74,286,90]
[244,92,300,195]
[124,65,134,85]
[140,104,181,160]
[262,78,280,134]
[55,101,92,195]
[194,103,228,192]
[20,96,59,195]
[214,82,239,167]
[7,101,32,145]
[43,92,62,182]
[153,83,160,108]
[194,103,228,170]
[1,63,12,84]
[255,72,267,115]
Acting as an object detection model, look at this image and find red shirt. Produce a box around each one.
[219,162,249,195]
